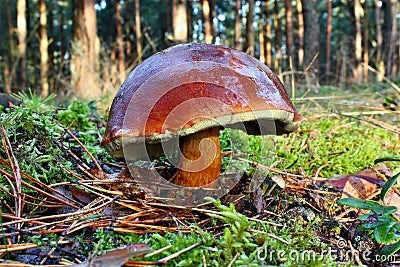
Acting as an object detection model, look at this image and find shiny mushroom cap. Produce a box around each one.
[102,43,301,159]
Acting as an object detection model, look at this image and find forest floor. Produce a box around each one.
[1,81,400,266]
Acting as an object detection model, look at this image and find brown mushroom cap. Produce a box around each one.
[102,43,301,158]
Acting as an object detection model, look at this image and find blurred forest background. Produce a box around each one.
[0,0,399,101]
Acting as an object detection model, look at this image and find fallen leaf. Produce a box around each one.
[383,189,400,220]
[326,167,386,190]
[70,244,151,267]
[341,176,377,200]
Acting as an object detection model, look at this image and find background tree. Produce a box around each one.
[325,0,331,82]
[115,0,125,82]
[17,0,27,88]
[374,0,384,81]
[202,0,214,44]
[273,0,282,72]
[285,0,294,67]
[354,0,363,83]
[296,0,304,70]
[234,0,241,49]
[244,0,255,56]
[265,0,272,67]
[135,0,143,63]
[71,0,101,99]
[173,0,188,43]
[302,0,320,81]
[39,0,49,96]
[382,0,398,77]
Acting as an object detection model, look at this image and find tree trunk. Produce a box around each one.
[39,0,49,97]
[325,0,332,82]
[301,0,320,80]
[58,5,66,95]
[4,0,14,94]
[234,0,241,50]
[203,0,213,44]
[134,0,143,63]
[173,0,188,43]
[285,0,294,67]
[382,0,398,77]
[165,0,172,47]
[71,0,101,100]
[363,2,369,82]
[116,0,125,82]
[354,0,363,83]
[374,0,384,81]
[259,20,265,63]
[17,0,27,88]
[296,0,304,70]
[265,0,272,67]
[125,8,132,58]
[187,0,193,42]
[274,0,282,71]
[244,0,255,56]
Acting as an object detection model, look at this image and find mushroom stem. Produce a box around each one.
[172,127,221,187]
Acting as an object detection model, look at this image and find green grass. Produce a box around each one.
[274,116,400,178]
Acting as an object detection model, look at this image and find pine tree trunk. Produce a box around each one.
[173,0,188,43]
[39,0,49,97]
[259,20,265,63]
[203,0,213,44]
[234,0,241,49]
[244,0,255,56]
[374,0,384,81]
[285,0,294,66]
[4,0,14,94]
[382,0,398,77]
[265,0,272,67]
[274,0,282,71]
[17,0,27,88]
[116,0,125,82]
[71,0,101,100]
[354,0,363,83]
[297,0,304,69]
[363,3,369,82]
[325,0,332,82]
[134,0,143,63]
[301,0,320,81]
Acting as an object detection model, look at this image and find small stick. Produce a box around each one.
[1,125,22,225]
[144,245,172,258]
[156,241,203,264]
[227,253,240,267]
[64,128,102,171]
[0,167,79,210]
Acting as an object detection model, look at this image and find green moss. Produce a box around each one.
[274,117,399,178]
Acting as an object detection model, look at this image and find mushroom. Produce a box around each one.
[102,43,300,188]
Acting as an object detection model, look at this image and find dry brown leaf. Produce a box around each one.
[341,176,378,199]
[383,189,400,220]
[70,244,151,267]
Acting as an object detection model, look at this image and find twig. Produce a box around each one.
[156,241,203,264]
[0,158,81,207]
[361,62,400,94]
[1,125,22,227]
[63,128,102,171]
[0,167,79,210]
[144,245,172,258]
[227,252,240,267]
